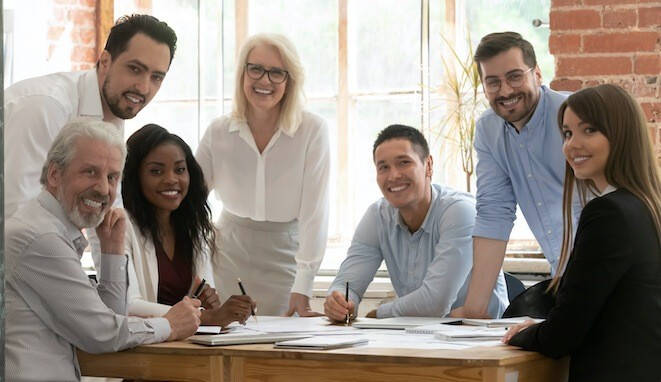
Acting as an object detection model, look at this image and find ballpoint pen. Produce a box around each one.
[237,278,257,323]
[345,281,350,325]
[191,278,206,299]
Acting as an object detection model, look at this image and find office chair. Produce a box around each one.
[502,278,556,319]
[504,272,526,302]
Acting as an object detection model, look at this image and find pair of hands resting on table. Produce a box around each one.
[323,291,377,322]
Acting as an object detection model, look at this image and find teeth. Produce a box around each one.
[125,94,143,103]
[500,96,520,106]
[573,156,589,164]
[389,185,407,192]
[160,191,179,196]
[83,199,102,209]
[254,88,273,95]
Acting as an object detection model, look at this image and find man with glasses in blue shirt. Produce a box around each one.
[451,32,577,318]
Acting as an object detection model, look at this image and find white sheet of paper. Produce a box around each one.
[231,316,359,334]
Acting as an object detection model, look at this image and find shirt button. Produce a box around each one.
[547,230,552,235]
[527,173,532,178]
[537,202,542,206]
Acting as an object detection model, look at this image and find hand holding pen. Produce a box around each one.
[237,278,258,323]
[323,286,355,323]
[191,277,221,310]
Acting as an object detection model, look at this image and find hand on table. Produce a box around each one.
[164,296,201,341]
[286,292,323,317]
[501,319,537,344]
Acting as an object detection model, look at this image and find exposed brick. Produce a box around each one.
[552,0,582,6]
[550,9,601,31]
[71,46,96,63]
[584,0,636,4]
[48,26,65,41]
[635,54,661,75]
[550,78,583,91]
[71,27,95,45]
[549,34,581,54]
[78,0,96,7]
[556,56,632,76]
[641,102,660,123]
[585,79,602,87]
[639,7,661,28]
[69,9,95,28]
[583,32,658,53]
[603,9,637,29]
[632,82,658,98]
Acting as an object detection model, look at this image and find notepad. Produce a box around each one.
[434,326,507,341]
[196,326,225,335]
[274,336,369,350]
[462,316,544,328]
[352,316,460,330]
[190,332,310,346]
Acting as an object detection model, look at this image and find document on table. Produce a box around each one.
[359,331,504,350]
[433,326,508,341]
[461,316,544,328]
[236,316,358,334]
[275,335,369,350]
[352,316,461,329]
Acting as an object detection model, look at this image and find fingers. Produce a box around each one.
[324,294,353,322]
[501,320,535,344]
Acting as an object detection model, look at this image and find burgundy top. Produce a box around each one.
[155,235,193,306]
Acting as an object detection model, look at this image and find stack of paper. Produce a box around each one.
[433,326,507,341]
[461,316,544,328]
[275,335,368,350]
[351,316,460,329]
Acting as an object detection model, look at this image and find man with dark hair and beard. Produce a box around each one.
[4,14,177,218]
[450,32,578,319]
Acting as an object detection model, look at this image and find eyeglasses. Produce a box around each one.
[483,67,534,93]
[245,63,289,84]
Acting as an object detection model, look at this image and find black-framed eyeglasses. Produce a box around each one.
[245,63,289,84]
[483,67,534,93]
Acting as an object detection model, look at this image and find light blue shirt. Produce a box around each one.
[472,86,578,273]
[329,184,509,318]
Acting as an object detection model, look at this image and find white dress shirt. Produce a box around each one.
[5,191,170,382]
[196,110,330,296]
[3,70,123,218]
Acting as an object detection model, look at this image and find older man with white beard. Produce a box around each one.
[4,119,201,382]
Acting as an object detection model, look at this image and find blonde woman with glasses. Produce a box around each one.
[196,34,330,316]
[503,84,661,381]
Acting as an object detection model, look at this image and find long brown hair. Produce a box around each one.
[550,84,661,293]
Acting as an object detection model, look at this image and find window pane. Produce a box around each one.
[123,102,199,151]
[200,1,224,100]
[248,0,338,98]
[348,0,421,93]
[223,0,236,99]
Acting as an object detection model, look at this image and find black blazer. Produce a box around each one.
[510,188,661,382]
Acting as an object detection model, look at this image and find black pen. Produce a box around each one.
[191,278,206,299]
[345,281,350,325]
[237,278,257,323]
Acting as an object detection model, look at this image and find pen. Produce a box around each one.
[191,278,206,299]
[237,278,257,322]
[345,281,350,325]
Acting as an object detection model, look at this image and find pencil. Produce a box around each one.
[237,278,257,323]
[345,281,350,325]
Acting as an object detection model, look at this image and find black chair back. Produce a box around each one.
[502,278,556,319]
[504,272,526,302]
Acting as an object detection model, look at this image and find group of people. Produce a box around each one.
[3,13,660,382]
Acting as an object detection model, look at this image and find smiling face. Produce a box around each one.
[139,142,190,216]
[375,138,433,218]
[479,47,542,131]
[561,107,610,192]
[98,33,171,120]
[242,44,288,116]
[48,137,122,229]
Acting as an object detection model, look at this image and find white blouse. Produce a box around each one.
[195,110,330,296]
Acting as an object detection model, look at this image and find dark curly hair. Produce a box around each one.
[123,124,215,263]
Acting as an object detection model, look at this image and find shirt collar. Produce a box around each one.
[504,85,548,132]
[37,190,88,256]
[228,118,294,137]
[597,184,618,197]
[395,185,438,234]
[78,70,124,130]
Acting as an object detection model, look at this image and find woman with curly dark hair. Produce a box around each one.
[118,124,255,326]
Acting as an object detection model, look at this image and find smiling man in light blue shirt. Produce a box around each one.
[324,125,508,321]
[452,32,578,319]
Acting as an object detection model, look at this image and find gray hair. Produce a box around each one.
[231,33,306,134]
[40,118,126,185]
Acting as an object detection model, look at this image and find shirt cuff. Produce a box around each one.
[472,219,514,241]
[376,302,394,318]
[145,317,171,342]
[291,268,316,297]
[99,254,128,283]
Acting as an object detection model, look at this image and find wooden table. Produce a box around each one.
[79,340,568,382]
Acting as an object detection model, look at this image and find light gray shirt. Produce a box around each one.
[329,184,508,318]
[5,191,170,382]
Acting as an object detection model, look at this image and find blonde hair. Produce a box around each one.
[231,33,305,134]
[550,84,661,293]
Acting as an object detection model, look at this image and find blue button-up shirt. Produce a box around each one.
[329,184,509,318]
[472,86,579,273]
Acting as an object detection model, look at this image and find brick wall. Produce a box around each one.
[549,0,661,160]
[48,0,97,71]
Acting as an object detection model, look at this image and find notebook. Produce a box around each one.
[461,316,544,328]
[195,326,225,335]
[190,332,310,346]
[351,316,461,330]
[434,326,507,341]
[274,336,369,350]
